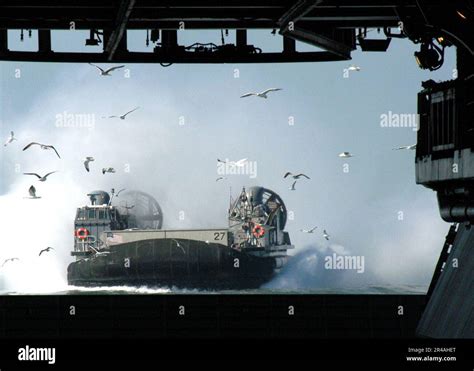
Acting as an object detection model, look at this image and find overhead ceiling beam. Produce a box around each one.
[281,26,354,58]
[0,50,346,64]
[104,0,135,61]
[0,19,401,30]
[278,1,354,59]
[278,0,323,28]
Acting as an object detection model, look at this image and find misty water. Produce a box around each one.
[0,244,427,295]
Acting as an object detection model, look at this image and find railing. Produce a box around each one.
[74,235,98,252]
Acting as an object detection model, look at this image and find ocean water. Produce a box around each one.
[0,284,427,296]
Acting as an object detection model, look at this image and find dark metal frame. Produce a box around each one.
[0,0,430,64]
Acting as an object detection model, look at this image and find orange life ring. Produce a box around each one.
[252,224,265,238]
[75,227,89,240]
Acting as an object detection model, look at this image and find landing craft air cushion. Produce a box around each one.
[67,186,294,289]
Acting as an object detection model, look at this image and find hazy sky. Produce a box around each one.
[0,29,457,292]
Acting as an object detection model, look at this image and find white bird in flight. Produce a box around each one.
[107,107,139,120]
[23,171,57,182]
[89,245,111,256]
[284,172,310,180]
[25,185,41,199]
[240,88,282,99]
[338,152,354,158]
[102,167,116,175]
[348,65,361,71]
[289,181,297,191]
[84,157,95,172]
[23,142,61,158]
[300,226,318,233]
[4,131,16,146]
[172,239,186,254]
[89,63,125,76]
[323,229,330,240]
[393,144,417,150]
[217,158,248,167]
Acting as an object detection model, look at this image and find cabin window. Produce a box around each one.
[98,210,107,220]
[77,209,85,220]
[88,209,96,219]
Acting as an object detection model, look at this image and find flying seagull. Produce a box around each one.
[172,239,182,248]
[283,172,310,180]
[4,131,16,146]
[39,247,54,256]
[300,226,318,233]
[289,181,297,191]
[25,185,41,199]
[171,239,186,254]
[216,176,227,182]
[240,88,282,99]
[338,152,354,158]
[23,142,61,158]
[107,107,140,120]
[89,63,125,76]
[23,171,57,182]
[217,158,248,167]
[2,258,19,267]
[393,144,417,150]
[84,157,94,172]
[323,229,330,240]
[348,65,361,71]
[89,246,111,257]
[102,167,116,175]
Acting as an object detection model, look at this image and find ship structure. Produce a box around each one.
[67,186,294,289]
